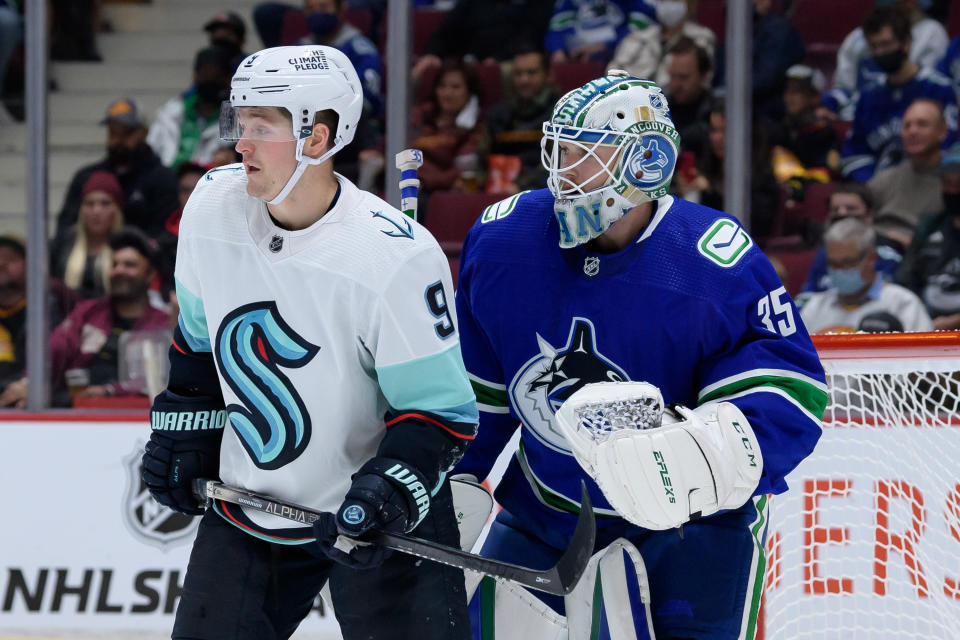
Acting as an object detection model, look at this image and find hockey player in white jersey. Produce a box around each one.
[140,45,477,639]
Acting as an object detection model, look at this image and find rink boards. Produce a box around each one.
[0,416,343,638]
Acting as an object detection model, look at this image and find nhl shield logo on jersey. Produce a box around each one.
[269,235,284,253]
[121,445,199,550]
[509,318,629,453]
[583,256,600,276]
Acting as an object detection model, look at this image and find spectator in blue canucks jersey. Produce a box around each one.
[411,0,555,81]
[936,35,960,98]
[545,0,654,65]
[839,6,958,182]
[297,0,385,188]
[298,0,383,118]
[822,0,948,121]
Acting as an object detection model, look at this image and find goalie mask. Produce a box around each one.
[220,45,363,205]
[541,71,680,248]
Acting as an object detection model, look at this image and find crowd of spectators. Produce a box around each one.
[2,0,960,406]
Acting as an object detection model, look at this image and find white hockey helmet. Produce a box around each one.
[220,45,364,204]
[541,71,680,248]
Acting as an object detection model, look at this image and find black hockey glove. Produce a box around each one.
[313,457,431,569]
[141,390,226,516]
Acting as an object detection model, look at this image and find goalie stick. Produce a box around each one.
[193,478,596,596]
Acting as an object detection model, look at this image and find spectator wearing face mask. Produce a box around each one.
[608,0,715,91]
[298,0,382,118]
[544,0,655,65]
[801,183,904,293]
[798,217,932,334]
[822,0,948,121]
[895,144,960,330]
[54,99,179,248]
[839,6,957,183]
[203,11,248,72]
[147,46,235,168]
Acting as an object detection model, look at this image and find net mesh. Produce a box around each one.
[576,397,662,439]
[763,333,960,639]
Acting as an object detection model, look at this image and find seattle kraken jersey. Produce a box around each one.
[175,165,476,539]
[454,189,826,532]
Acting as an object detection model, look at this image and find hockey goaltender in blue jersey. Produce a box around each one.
[454,188,828,536]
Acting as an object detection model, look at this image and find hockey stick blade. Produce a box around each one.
[192,478,595,595]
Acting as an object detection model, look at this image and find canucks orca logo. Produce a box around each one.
[509,318,629,453]
[215,301,320,470]
[625,136,674,189]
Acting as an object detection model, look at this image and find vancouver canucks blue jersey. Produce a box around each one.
[454,189,827,531]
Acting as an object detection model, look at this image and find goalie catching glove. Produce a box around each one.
[555,381,763,530]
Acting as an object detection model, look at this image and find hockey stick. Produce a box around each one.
[193,478,595,595]
[395,148,423,221]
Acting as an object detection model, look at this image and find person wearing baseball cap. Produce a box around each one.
[53,97,179,254]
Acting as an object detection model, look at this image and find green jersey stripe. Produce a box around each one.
[517,442,620,518]
[699,374,828,420]
[470,378,509,408]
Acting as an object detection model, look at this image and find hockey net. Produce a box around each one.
[763,331,960,639]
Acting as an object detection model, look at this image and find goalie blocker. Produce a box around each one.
[556,381,763,530]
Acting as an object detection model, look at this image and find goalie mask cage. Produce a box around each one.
[763,331,960,639]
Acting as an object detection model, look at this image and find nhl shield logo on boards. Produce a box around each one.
[269,235,284,253]
[122,444,199,550]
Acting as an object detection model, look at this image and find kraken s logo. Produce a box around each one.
[215,301,320,470]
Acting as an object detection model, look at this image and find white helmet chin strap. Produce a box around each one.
[266,137,343,206]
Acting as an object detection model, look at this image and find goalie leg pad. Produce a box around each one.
[590,401,763,530]
[565,538,655,640]
[466,575,566,640]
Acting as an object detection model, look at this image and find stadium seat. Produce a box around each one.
[551,60,607,94]
[415,61,501,113]
[448,255,460,288]
[344,9,373,39]
[279,10,309,46]
[696,0,726,45]
[831,120,851,142]
[790,0,872,52]
[765,246,818,298]
[413,9,446,56]
[424,191,504,255]
[799,181,837,225]
[282,9,375,47]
